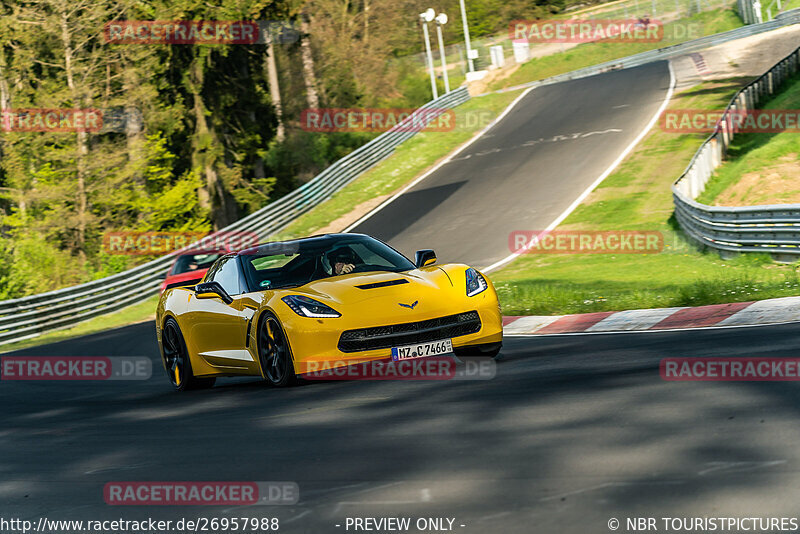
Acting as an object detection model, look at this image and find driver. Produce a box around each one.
[330,247,358,275]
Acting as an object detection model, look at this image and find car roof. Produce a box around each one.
[236,233,367,256]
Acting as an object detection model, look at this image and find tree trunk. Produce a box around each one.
[265,37,285,141]
[189,58,235,229]
[60,9,88,258]
[299,14,320,110]
[0,51,9,110]
[363,0,369,44]
[123,69,145,186]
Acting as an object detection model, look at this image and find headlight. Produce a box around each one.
[465,268,488,297]
[282,295,341,318]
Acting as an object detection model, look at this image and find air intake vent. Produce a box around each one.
[355,279,409,290]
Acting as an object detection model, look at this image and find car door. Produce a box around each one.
[187,256,255,369]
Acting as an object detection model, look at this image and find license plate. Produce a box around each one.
[391,339,453,361]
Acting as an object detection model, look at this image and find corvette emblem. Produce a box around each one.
[398,300,419,309]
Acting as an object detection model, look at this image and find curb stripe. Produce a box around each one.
[651,301,754,330]
[501,297,800,336]
[586,307,686,332]
[718,296,800,326]
[503,315,562,335]
[536,311,615,334]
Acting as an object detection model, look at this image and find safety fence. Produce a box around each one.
[672,45,800,260]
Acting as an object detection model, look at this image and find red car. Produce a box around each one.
[159,250,225,294]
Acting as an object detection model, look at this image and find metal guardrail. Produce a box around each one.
[672,45,800,260]
[491,9,800,95]
[0,87,470,346]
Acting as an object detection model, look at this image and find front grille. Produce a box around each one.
[338,311,481,353]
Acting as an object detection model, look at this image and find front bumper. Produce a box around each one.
[286,299,503,375]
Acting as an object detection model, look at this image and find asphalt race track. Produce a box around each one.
[4,321,800,533]
[351,61,672,269]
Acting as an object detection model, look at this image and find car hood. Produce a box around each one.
[273,265,472,322]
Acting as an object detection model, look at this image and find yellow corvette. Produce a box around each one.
[155,233,502,390]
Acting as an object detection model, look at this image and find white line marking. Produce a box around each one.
[483,61,676,273]
[344,85,538,232]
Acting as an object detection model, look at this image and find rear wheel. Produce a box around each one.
[258,313,297,387]
[162,318,216,391]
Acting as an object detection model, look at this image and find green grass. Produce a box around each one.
[490,8,743,92]
[280,89,525,239]
[0,295,159,354]
[783,0,800,11]
[696,73,800,205]
[491,78,800,315]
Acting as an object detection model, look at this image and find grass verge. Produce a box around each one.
[491,77,800,316]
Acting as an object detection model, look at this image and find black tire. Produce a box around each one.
[161,317,216,391]
[258,313,297,387]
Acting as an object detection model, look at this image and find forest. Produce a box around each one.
[0,0,595,298]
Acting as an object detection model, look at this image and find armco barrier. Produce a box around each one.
[672,45,800,260]
[0,87,470,346]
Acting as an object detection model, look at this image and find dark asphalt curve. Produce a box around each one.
[351,61,672,269]
[4,321,800,533]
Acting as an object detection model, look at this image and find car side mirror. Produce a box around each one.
[194,281,233,305]
[414,249,437,268]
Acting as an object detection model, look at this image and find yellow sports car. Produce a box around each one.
[155,233,503,390]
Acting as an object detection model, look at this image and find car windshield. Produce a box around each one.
[169,252,222,275]
[240,235,415,291]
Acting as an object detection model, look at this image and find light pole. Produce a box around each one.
[420,9,438,100]
[458,0,474,73]
[434,13,450,94]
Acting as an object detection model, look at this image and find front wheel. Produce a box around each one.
[258,313,297,387]
[161,318,216,391]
